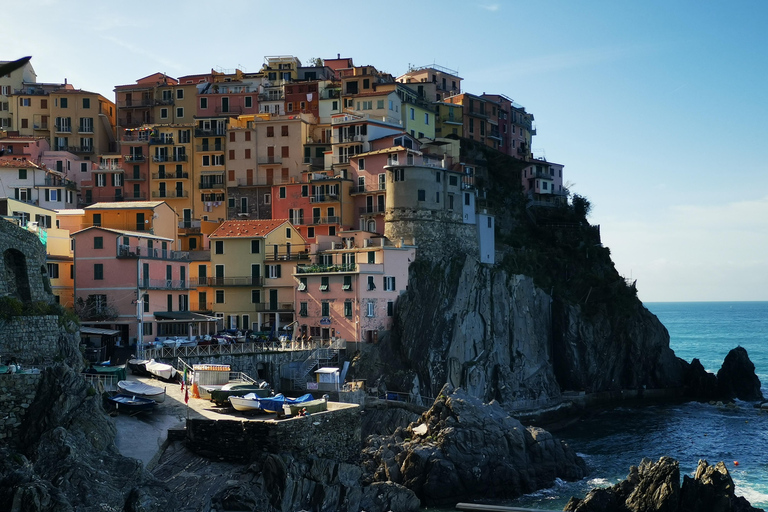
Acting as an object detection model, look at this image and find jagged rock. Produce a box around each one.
[362,386,585,506]
[681,358,719,401]
[716,347,764,402]
[359,481,420,512]
[564,457,762,512]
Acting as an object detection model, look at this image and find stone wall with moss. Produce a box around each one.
[0,316,79,367]
[0,220,52,304]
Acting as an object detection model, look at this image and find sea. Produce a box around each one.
[502,301,768,511]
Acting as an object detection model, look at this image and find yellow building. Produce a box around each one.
[435,102,464,139]
[82,201,179,247]
[208,219,307,333]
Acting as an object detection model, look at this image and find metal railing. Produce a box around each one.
[296,263,356,274]
[206,276,263,286]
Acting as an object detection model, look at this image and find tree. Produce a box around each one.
[307,57,324,67]
[571,194,592,220]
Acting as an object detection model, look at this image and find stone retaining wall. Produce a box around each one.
[0,316,67,366]
[186,402,361,463]
[0,373,42,441]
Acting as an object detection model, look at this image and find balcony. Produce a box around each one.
[69,146,94,154]
[149,136,174,145]
[154,97,175,106]
[296,263,356,274]
[54,124,71,134]
[124,154,146,162]
[190,301,213,312]
[206,276,263,287]
[33,122,49,130]
[152,171,189,179]
[195,144,223,152]
[199,180,226,190]
[140,279,191,290]
[258,156,283,165]
[311,216,340,225]
[309,194,339,204]
[358,205,385,215]
[125,172,147,181]
[265,250,310,261]
[351,183,386,194]
[151,190,189,199]
[118,245,191,261]
[253,302,294,312]
[194,128,227,137]
[152,154,188,162]
[258,92,284,101]
[179,220,201,232]
[96,163,123,172]
[120,117,154,128]
[118,99,153,108]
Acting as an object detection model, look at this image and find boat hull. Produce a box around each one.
[106,394,157,414]
[145,360,177,381]
[117,380,166,403]
[288,398,327,415]
[211,386,271,406]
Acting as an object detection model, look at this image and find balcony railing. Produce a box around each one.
[258,93,284,101]
[253,302,294,312]
[303,157,323,166]
[309,194,339,203]
[195,144,223,152]
[206,276,263,287]
[190,301,213,312]
[358,205,386,215]
[151,190,189,198]
[124,154,146,162]
[296,264,356,274]
[265,251,310,261]
[179,220,201,232]
[152,154,188,162]
[194,128,227,137]
[118,99,154,108]
[152,171,189,179]
[258,156,282,164]
[117,245,190,261]
[352,183,386,194]
[199,180,226,189]
[215,106,244,115]
[140,279,190,290]
[311,216,340,224]
[149,136,175,145]
[125,173,147,181]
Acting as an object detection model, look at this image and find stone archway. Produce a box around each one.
[4,249,31,302]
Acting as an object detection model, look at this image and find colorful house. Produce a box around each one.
[208,219,308,333]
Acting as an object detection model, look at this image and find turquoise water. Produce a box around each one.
[506,301,768,510]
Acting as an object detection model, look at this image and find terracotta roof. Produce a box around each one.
[209,219,290,238]
[0,157,39,169]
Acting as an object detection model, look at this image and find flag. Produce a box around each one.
[183,366,189,404]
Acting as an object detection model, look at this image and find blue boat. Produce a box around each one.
[228,393,314,413]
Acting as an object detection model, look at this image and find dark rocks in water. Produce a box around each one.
[682,358,720,401]
[362,386,586,507]
[716,346,764,402]
[681,347,764,403]
[564,457,762,512]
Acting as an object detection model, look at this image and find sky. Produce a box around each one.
[5,0,768,302]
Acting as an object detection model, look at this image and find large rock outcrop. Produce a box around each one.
[362,386,586,506]
[716,346,764,402]
[564,457,761,512]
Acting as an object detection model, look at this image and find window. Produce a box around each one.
[80,162,88,173]
[366,301,375,317]
[47,263,59,279]
[425,113,429,125]
[59,97,67,108]
[160,108,168,119]
[343,275,352,291]
[245,96,252,108]
[176,107,184,118]
[321,301,330,317]
[267,126,274,137]
[298,277,307,292]
[367,276,375,291]
[251,240,260,253]
[94,264,104,280]
[449,175,458,186]
[281,125,288,136]
[215,240,224,254]
[320,276,329,291]
[215,290,225,304]
[417,189,425,201]
[394,168,405,182]
[344,300,352,317]
[200,97,208,109]
[94,236,103,249]
[18,168,27,180]
[266,264,282,279]
[436,191,440,203]
[465,193,471,206]
[251,289,261,304]
[176,89,184,99]
[279,187,286,199]
[409,108,415,120]
[285,228,292,238]
[300,302,308,316]
[79,117,93,132]
[144,294,150,313]
[384,276,396,291]
[281,146,289,158]
[387,301,394,317]
[264,193,271,205]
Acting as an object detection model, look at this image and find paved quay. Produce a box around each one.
[111,372,285,467]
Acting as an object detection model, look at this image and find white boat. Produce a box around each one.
[229,392,282,412]
[145,359,177,381]
[116,380,166,403]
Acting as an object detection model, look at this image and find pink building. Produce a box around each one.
[521,160,567,206]
[72,227,213,348]
[294,230,414,343]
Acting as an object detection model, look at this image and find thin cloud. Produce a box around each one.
[479,3,500,11]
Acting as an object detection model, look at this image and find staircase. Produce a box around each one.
[292,340,345,389]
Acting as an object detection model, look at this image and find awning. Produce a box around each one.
[80,327,120,336]
[153,311,219,322]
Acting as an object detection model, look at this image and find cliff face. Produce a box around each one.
[383,254,683,406]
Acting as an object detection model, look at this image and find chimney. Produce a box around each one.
[337,53,340,59]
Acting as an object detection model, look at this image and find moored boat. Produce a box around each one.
[116,380,166,403]
[229,393,314,413]
[105,394,157,414]
[145,359,178,381]
[127,358,151,376]
[210,383,271,406]
[287,397,327,415]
